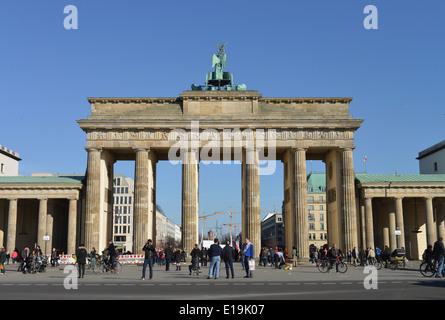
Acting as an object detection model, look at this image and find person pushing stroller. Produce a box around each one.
[189,244,201,275]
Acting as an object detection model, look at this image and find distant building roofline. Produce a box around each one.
[417,140,445,160]
[0,145,21,161]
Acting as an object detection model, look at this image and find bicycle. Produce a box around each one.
[419,259,437,277]
[87,256,101,275]
[317,257,347,273]
[368,257,383,270]
[96,255,123,274]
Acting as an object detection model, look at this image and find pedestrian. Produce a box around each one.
[261,247,268,267]
[174,248,182,271]
[51,248,60,267]
[0,247,6,275]
[11,249,18,264]
[188,244,201,275]
[201,247,208,266]
[375,247,381,262]
[141,239,156,280]
[351,247,357,266]
[243,238,254,278]
[222,241,235,279]
[76,244,87,278]
[207,238,222,279]
[368,247,375,265]
[165,244,173,271]
[90,247,97,269]
[292,246,298,267]
[107,240,117,273]
[433,237,445,278]
[18,247,29,272]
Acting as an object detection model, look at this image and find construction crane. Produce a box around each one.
[221,223,241,245]
[198,208,241,240]
[198,212,216,240]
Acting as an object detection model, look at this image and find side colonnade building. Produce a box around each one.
[355,174,445,260]
[0,175,83,255]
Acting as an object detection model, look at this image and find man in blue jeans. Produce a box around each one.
[433,237,445,278]
[141,239,156,280]
[207,238,222,279]
[243,238,254,278]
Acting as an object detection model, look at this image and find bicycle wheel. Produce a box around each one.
[374,260,383,270]
[317,260,330,273]
[337,262,348,273]
[420,262,435,277]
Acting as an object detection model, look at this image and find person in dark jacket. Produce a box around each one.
[141,239,156,280]
[165,245,173,271]
[0,247,6,275]
[207,238,222,279]
[433,237,445,278]
[76,244,88,278]
[107,240,117,273]
[221,241,235,279]
[189,244,201,275]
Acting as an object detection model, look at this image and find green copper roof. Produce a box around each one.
[307,173,326,193]
[355,174,445,184]
[0,175,84,184]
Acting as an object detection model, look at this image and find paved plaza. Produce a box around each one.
[0,260,444,300]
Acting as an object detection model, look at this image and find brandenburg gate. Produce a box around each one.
[77,45,363,257]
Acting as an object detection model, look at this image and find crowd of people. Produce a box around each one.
[0,245,62,275]
[8,238,445,281]
[139,238,255,280]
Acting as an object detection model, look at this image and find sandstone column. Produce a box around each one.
[437,200,445,241]
[425,197,436,246]
[360,204,366,250]
[388,207,397,251]
[364,197,374,249]
[242,147,261,259]
[85,147,102,251]
[340,148,358,251]
[182,148,199,256]
[67,198,78,255]
[294,148,308,259]
[133,148,151,254]
[6,198,18,254]
[282,150,295,255]
[394,197,405,249]
[46,201,54,255]
[37,198,48,254]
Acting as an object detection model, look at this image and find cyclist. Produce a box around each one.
[107,240,117,273]
[329,244,340,273]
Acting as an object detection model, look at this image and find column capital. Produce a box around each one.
[340,147,356,152]
[245,146,260,153]
[133,147,151,153]
[85,147,102,153]
[291,147,307,152]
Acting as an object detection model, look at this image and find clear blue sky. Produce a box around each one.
[1,1,444,228]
